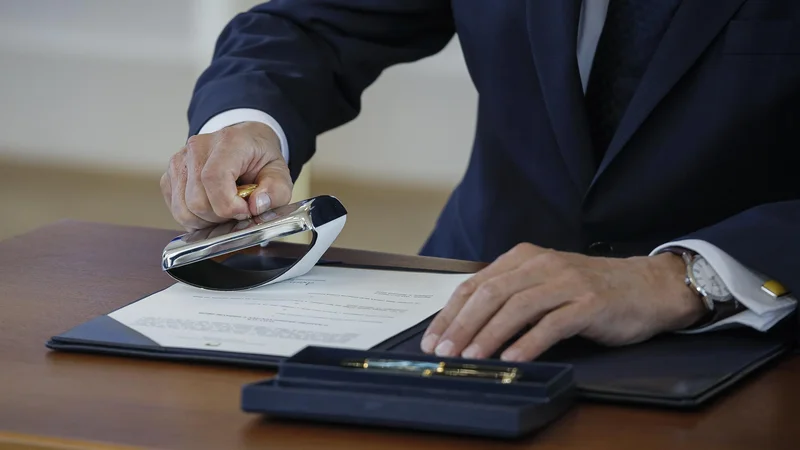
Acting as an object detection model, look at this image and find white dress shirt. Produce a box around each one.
[197,0,797,333]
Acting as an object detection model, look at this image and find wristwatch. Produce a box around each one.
[667,249,745,326]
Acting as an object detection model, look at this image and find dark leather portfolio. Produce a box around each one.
[47,301,792,409]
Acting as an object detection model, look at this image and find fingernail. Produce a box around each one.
[461,343,481,359]
[234,213,249,221]
[420,334,439,353]
[501,348,521,362]
[435,340,454,357]
[255,192,271,214]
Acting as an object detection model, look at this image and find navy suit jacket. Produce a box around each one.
[188,1,800,306]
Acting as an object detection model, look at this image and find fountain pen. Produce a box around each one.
[341,357,520,384]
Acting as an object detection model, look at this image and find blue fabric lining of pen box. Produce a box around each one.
[240,346,577,439]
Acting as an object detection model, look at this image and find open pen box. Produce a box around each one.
[241,346,577,438]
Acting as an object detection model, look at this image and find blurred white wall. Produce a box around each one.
[0,0,476,190]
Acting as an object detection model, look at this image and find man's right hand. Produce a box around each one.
[160,121,294,231]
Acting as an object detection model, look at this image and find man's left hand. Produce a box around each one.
[421,243,706,362]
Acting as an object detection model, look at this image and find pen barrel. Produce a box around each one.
[438,367,518,383]
[342,358,519,383]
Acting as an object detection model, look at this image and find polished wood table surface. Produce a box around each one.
[1,221,798,450]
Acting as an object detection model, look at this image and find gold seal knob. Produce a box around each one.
[236,184,258,199]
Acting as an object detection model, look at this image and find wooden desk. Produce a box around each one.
[1,221,797,450]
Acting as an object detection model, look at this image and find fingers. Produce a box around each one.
[501,303,589,361]
[197,137,252,221]
[421,243,548,353]
[420,276,490,354]
[420,244,659,363]
[466,282,567,359]
[167,149,214,231]
[160,173,171,210]
[185,138,227,223]
[162,122,291,231]
[428,267,542,358]
[248,160,294,217]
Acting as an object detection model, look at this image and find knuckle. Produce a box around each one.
[448,315,469,334]
[545,309,581,332]
[519,242,536,251]
[185,135,204,151]
[184,194,207,214]
[533,251,565,268]
[474,281,502,302]
[216,126,244,149]
[575,290,600,307]
[454,280,478,299]
[168,148,185,171]
[520,258,540,273]
[506,292,530,309]
[271,179,294,203]
[427,314,451,334]
[427,314,446,330]
[538,314,565,333]
[280,175,295,193]
[213,202,237,218]
[216,125,235,141]
[159,173,170,191]
[509,242,534,256]
[173,208,197,227]
[199,164,221,185]
[480,326,506,345]
[472,327,506,352]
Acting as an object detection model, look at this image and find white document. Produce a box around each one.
[109,266,472,357]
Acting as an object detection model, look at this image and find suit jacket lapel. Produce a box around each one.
[526,0,595,194]
[589,0,748,188]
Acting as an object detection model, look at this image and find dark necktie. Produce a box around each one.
[584,0,683,163]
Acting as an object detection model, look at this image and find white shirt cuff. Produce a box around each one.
[197,108,290,164]
[651,239,797,333]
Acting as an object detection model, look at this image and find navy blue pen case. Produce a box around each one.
[241,346,577,439]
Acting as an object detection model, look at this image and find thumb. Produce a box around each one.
[248,160,294,216]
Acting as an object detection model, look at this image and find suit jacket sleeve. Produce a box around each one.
[682,201,800,336]
[187,0,456,180]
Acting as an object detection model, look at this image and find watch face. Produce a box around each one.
[690,257,731,300]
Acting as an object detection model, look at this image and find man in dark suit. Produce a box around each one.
[161,0,799,362]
